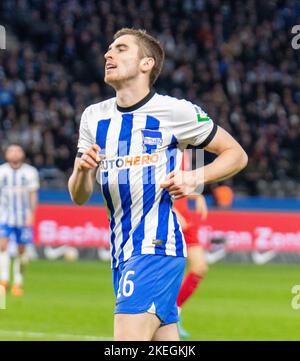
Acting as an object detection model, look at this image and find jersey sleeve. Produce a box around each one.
[172,99,217,148]
[28,167,40,191]
[77,107,94,155]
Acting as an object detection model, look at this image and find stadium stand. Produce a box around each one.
[0,0,300,196]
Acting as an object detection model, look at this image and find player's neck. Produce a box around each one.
[116,86,151,109]
[8,162,23,170]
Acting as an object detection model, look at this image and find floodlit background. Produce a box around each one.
[0,0,300,340]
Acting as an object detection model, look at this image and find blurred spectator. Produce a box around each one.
[0,0,300,195]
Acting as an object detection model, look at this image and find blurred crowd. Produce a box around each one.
[0,0,300,196]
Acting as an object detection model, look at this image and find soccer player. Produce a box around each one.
[174,194,208,338]
[68,28,248,341]
[0,144,39,296]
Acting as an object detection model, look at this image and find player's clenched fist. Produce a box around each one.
[78,144,105,171]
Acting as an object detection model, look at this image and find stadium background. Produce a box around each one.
[1,0,300,340]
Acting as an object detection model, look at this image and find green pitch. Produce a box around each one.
[0,260,300,340]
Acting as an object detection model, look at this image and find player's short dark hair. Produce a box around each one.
[113,28,165,87]
[5,143,24,151]
[4,143,25,155]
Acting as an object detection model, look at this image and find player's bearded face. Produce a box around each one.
[104,35,143,87]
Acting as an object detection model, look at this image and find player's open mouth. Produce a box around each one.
[106,64,117,70]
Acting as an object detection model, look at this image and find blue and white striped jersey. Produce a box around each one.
[77,91,217,268]
[0,163,40,227]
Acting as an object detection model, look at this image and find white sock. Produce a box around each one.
[0,251,10,282]
[13,257,23,286]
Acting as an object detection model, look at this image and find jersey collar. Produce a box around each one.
[116,89,156,113]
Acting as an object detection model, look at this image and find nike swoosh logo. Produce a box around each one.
[251,251,277,265]
[205,249,227,264]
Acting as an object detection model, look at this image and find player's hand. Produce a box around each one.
[78,144,105,171]
[160,170,198,199]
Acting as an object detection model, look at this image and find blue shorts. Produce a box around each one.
[112,254,186,325]
[0,225,33,245]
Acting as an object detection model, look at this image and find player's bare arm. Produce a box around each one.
[202,126,248,184]
[194,195,208,220]
[181,194,208,220]
[161,126,248,199]
[68,144,104,205]
[26,191,38,227]
[173,208,190,230]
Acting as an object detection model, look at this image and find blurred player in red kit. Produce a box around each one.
[174,151,209,338]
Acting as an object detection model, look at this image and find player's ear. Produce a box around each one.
[140,57,155,73]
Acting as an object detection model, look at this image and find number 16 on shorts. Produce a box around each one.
[117,270,135,298]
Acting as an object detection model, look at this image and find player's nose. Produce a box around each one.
[104,49,114,60]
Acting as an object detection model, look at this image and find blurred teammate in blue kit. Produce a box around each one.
[0,144,39,296]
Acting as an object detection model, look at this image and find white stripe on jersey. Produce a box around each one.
[103,117,123,266]
[0,163,39,227]
[165,206,177,256]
